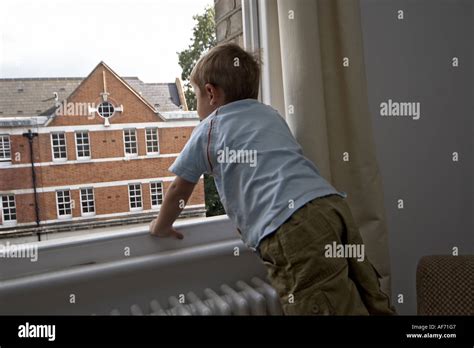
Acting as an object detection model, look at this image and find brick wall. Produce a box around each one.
[0,63,205,230]
[215,0,243,46]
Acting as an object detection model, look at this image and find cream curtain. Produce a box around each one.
[256,0,393,297]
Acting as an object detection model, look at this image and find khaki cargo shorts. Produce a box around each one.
[257,194,397,316]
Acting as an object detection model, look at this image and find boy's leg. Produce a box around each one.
[258,194,396,315]
[322,195,397,315]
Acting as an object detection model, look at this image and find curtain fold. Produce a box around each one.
[273,0,393,296]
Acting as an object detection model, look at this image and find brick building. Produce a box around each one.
[0,62,205,235]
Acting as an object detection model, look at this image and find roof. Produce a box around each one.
[0,78,83,118]
[0,73,191,121]
[124,78,182,112]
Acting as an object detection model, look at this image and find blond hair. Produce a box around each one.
[190,43,261,103]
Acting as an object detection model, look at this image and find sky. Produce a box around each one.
[0,0,213,82]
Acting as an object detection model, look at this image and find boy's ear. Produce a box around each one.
[204,83,221,105]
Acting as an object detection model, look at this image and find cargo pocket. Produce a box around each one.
[368,263,396,315]
[370,263,391,299]
[282,288,334,316]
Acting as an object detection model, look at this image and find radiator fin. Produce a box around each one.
[109,277,282,316]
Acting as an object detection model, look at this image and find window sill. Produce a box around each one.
[0,215,239,281]
[0,161,12,168]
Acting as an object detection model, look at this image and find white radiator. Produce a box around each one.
[110,277,282,316]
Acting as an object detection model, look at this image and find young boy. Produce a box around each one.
[150,43,396,316]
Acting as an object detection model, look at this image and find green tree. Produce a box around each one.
[177,6,225,217]
[177,6,216,111]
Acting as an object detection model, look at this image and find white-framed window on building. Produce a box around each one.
[1,194,17,225]
[75,131,91,159]
[150,181,164,208]
[123,129,138,156]
[128,183,142,211]
[51,132,67,160]
[56,190,72,218]
[0,134,11,162]
[145,128,159,154]
[80,187,95,216]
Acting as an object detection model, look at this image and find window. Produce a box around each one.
[1,195,16,224]
[51,133,67,160]
[146,128,159,154]
[123,129,138,156]
[75,131,91,159]
[80,188,95,216]
[0,135,11,161]
[56,190,72,218]
[128,184,142,210]
[150,181,164,208]
[97,101,115,118]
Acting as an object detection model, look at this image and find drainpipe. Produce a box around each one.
[22,129,40,241]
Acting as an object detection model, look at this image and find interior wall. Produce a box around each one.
[360,0,473,314]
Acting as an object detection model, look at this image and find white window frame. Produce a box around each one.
[243,0,285,115]
[0,134,11,162]
[123,129,138,157]
[75,131,91,160]
[51,132,68,161]
[145,128,160,155]
[1,194,17,225]
[150,181,164,208]
[79,187,95,217]
[56,189,72,219]
[128,183,143,211]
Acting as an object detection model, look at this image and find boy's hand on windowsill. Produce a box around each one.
[149,219,184,240]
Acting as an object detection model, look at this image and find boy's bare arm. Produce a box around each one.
[149,176,196,239]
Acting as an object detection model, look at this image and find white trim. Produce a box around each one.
[242,0,260,52]
[1,194,17,226]
[128,183,143,212]
[123,128,138,157]
[0,204,206,229]
[79,187,96,217]
[145,127,160,155]
[74,130,91,160]
[0,175,191,195]
[1,120,199,135]
[50,132,68,162]
[150,180,164,209]
[257,0,286,115]
[0,152,180,169]
[0,160,13,167]
[56,189,72,219]
[0,134,12,161]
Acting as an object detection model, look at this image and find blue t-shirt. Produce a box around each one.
[169,99,347,251]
